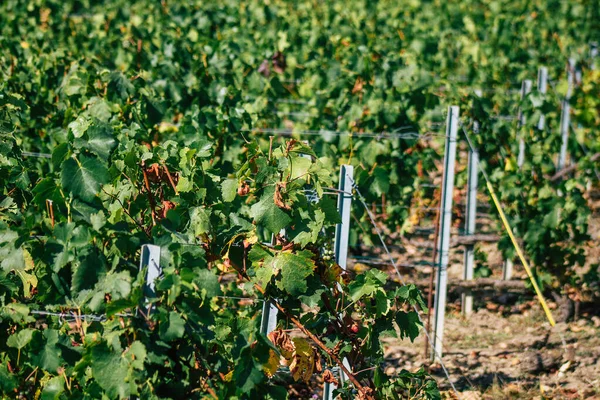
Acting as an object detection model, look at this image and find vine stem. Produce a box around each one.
[253,284,374,400]
[24,367,38,382]
[162,163,179,195]
[141,165,157,225]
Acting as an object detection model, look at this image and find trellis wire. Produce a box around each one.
[28,296,261,322]
[490,115,516,121]
[349,256,436,269]
[22,151,51,158]
[19,127,447,162]
[29,310,133,322]
[246,127,448,140]
[276,111,311,118]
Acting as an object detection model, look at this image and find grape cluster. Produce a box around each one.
[321,246,334,261]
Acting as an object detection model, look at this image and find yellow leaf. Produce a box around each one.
[263,349,280,378]
[20,41,29,49]
[504,157,516,172]
[23,249,34,271]
[222,370,233,382]
[158,122,178,133]
[352,262,369,273]
[244,233,259,246]
[290,338,316,382]
[324,262,344,284]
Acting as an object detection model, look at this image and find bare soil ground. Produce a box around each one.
[382,307,600,399]
[348,186,600,399]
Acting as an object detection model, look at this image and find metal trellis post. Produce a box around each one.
[517,80,533,168]
[537,67,548,130]
[323,164,353,400]
[502,259,514,281]
[260,301,279,335]
[334,165,354,272]
[139,244,162,315]
[462,123,479,316]
[432,106,458,361]
[260,230,281,336]
[558,58,575,171]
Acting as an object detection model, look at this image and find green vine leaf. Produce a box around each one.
[159,311,186,341]
[32,330,62,373]
[7,328,34,349]
[90,344,131,399]
[221,178,238,202]
[250,187,291,233]
[273,250,316,296]
[395,311,422,342]
[61,155,109,202]
[74,121,117,159]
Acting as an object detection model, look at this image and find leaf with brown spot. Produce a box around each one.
[323,369,338,385]
[237,181,250,196]
[274,183,291,210]
[159,200,176,219]
[289,338,318,382]
[267,329,294,359]
[145,163,162,183]
[352,77,364,94]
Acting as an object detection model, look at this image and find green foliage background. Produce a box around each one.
[0,0,598,398]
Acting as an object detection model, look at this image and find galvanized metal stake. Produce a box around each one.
[517,80,533,168]
[324,164,354,400]
[537,67,548,131]
[132,245,161,400]
[462,123,479,316]
[139,244,162,315]
[260,301,278,335]
[260,231,282,336]
[334,165,353,271]
[432,106,458,361]
[502,259,514,281]
[558,58,575,171]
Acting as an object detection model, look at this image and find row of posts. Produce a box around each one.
[506,59,578,280]
[436,56,590,362]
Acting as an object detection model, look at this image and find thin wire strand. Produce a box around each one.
[22,151,51,158]
[30,310,133,321]
[346,173,461,398]
[29,296,262,321]
[246,127,448,141]
[215,296,264,302]
[349,256,436,269]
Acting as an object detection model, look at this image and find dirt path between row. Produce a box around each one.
[382,306,600,399]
